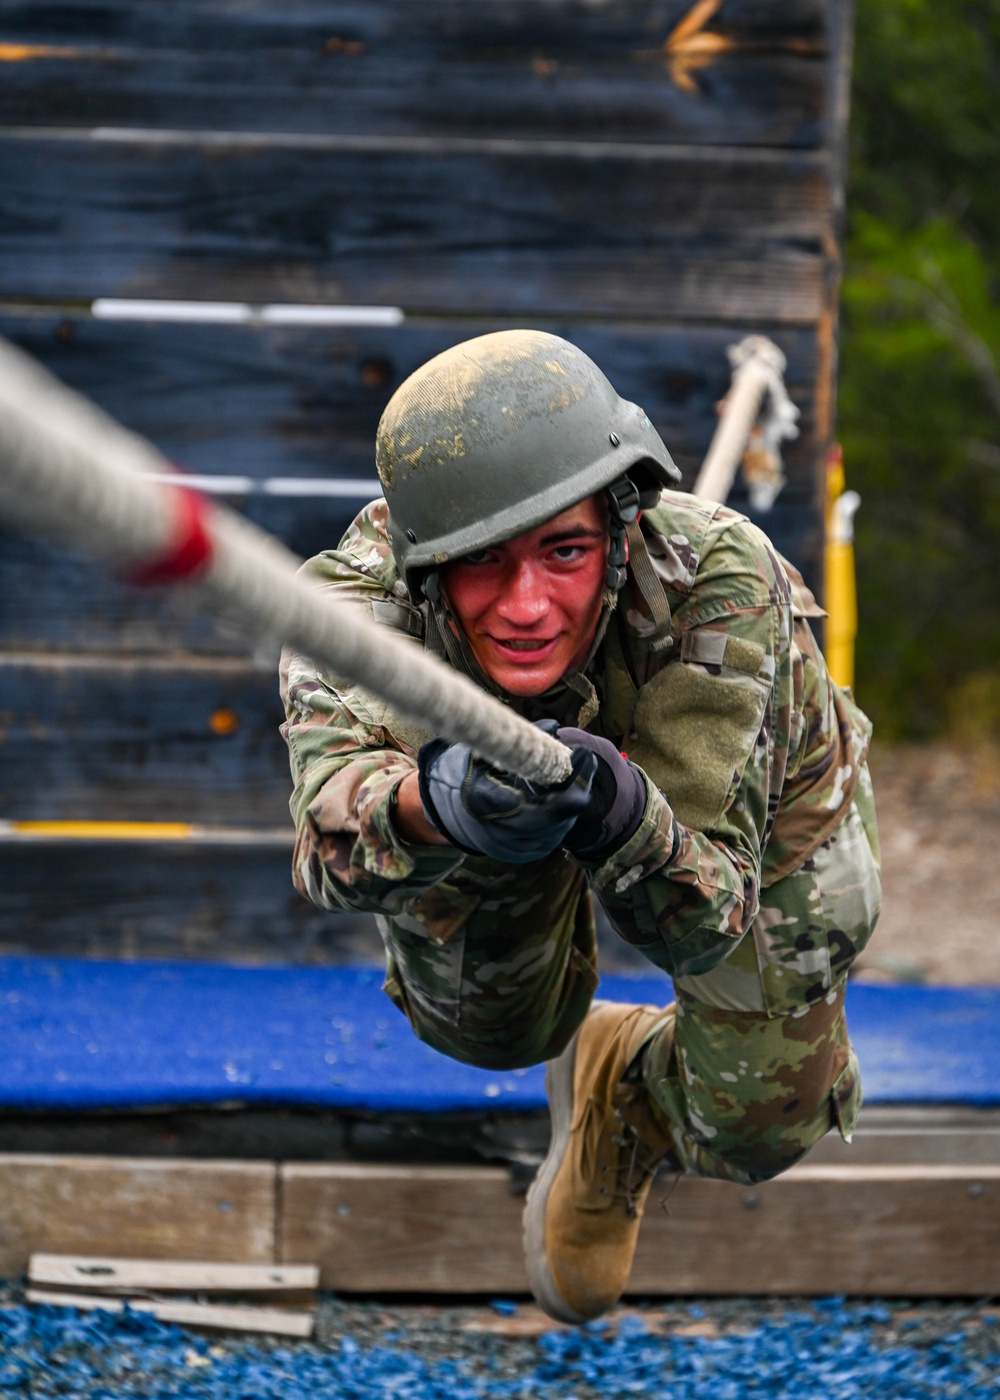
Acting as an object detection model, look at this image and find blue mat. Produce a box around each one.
[1,955,998,1112]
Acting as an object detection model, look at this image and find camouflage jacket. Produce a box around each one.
[280,492,872,979]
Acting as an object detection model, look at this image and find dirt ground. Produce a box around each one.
[855,742,1000,985]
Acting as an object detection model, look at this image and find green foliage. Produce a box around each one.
[841,0,1000,738]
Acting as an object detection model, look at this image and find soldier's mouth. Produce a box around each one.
[491,637,556,654]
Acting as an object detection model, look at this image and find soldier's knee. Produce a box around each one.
[386,976,585,1071]
[708,1136,811,1186]
[695,1043,859,1185]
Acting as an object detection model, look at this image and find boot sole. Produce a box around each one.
[522,1005,612,1326]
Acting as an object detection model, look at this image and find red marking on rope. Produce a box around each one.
[126,486,214,586]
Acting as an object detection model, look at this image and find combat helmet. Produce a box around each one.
[375,330,680,599]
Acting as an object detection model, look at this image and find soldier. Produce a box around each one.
[280,330,881,1323]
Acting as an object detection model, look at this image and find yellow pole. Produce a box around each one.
[824,444,860,690]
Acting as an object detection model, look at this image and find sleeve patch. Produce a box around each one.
[628,660,771,832]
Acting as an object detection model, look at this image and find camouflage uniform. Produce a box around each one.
[280,490,881,1186]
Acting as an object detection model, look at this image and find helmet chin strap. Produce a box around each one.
[604,474,640,591]
[605,475,673,652]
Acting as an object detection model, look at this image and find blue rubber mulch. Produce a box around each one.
[1,955,999,1112]
[2,1298,999,1399]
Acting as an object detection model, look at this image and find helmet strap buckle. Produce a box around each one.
[606,476,641,526]
[605,475,640,591]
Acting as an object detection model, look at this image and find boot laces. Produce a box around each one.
[599,1110,664,1218]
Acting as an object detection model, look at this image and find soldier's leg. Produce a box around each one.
[645,791,882,1183]
[377,857,599,1071]
[522,784,881,1322]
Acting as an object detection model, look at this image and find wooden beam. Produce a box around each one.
[2,1154,996,1296]
[0,501,823,661]
[0,314,819,493]
[0,829,378,962]
[0,654,289,824]
[631,1165,1000,1296]
[0,0,829,148]
[282,1164,526,1293]
[0,1155,275,1278]
[280,1162,1000,1296]
[0,137,830,321]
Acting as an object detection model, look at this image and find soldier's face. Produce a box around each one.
[442,495,609,696]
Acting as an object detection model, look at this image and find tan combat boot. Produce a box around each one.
[523,999,676,1324]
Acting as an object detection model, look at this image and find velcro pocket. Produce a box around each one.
[627,641,771,831]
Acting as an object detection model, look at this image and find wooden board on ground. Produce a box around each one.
[0,1156,275,1278]
[25,1253,319,1334]
[28,1254,318,1296]
[280,1161,1000,1296]
[24,1289,315,1337]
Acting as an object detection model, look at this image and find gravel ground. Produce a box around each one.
[2,1289,1000,1399]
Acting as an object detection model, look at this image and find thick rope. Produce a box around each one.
[0,337,573,787]
[692,336,799,505]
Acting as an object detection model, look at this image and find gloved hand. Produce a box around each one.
[555,727,648,860]
[417,724,597,864]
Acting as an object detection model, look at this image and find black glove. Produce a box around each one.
[417,725,597,865]
[555,727,647,860]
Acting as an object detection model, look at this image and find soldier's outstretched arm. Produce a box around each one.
[279,504,465,916]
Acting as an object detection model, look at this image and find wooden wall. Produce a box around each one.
[0,0,852,960]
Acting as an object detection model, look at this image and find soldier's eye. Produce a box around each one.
[462,549,494,565]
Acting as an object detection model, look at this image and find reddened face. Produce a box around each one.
[442,495,609,697]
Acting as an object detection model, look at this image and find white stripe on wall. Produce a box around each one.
[92,299,404,327]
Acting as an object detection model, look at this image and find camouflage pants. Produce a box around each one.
[378,787,881,1186]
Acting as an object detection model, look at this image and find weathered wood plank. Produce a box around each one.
[29,1254,318,1296]
[0,498,823,657]
[25,1289,314,1335]
[0,1102,542,1163]
[0,314,820,486]
[0,0,829,146]
[0,529,263,655]
[0,830,380,962]
[807,1108,1000,1167]
[631,1166,1000,1296]
[0,137,830,320]
[280,1162,1000,1296]
[0,0,830,52]
[0,1155,275,1277]
[3,1104,999,1171]
[281,1164,522,1292]
[0,655,290,824]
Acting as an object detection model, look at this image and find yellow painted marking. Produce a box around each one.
[12,821,195,840]
[0,44,82,61]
